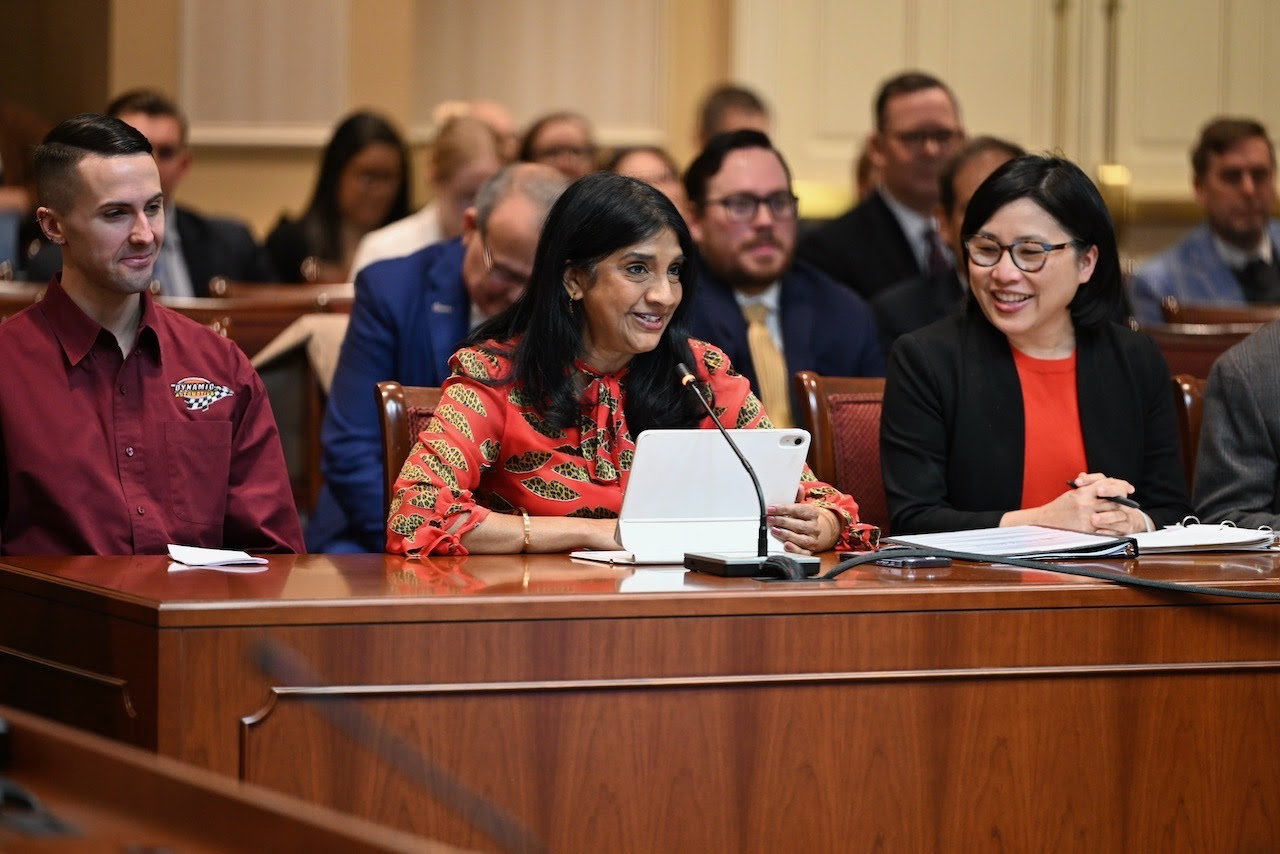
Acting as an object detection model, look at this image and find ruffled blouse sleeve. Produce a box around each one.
[690,339,880,552]
[386,347,510,556]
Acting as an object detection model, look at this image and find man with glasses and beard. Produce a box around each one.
[799,71,965,301]
[684,130,883,428]
[308,163,567,552]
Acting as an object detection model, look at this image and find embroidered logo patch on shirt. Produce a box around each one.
[171,376,234,411]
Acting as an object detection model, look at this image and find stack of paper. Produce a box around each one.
[1131,524,1277,554]
[884,525,1136,559]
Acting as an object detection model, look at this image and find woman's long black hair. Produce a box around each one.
[301,111,410,262]
[469,172,705,433]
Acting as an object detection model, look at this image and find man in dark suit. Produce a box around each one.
[683,130,883,427]
[29,89,272,290]
[798,71,964,301]
[872,135,1024,355]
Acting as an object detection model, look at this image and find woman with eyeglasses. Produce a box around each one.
[386,171,878,556]
[880,155,1191,535]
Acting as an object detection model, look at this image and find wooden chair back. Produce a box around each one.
[377,381,444,512]
[1170,373,1207,492]
[1136,321,1255,378]
[792,371,889,533]
[1161,296,1280,325]
[0,281,45,322]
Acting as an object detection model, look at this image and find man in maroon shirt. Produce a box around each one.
[0,113,302,554]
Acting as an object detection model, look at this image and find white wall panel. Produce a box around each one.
[181,0,348,145]
[411,0,667,145]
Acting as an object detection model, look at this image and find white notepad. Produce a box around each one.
[570,428,811,565]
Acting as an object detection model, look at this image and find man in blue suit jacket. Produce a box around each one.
[1128,117,1280,324]
[684,130,884,426]
[307,164,567,552]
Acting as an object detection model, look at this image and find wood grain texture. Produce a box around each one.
[1,552,1278,851]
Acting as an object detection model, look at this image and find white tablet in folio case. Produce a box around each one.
[570,428,811,565]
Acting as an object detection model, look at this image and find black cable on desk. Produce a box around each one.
[774,547,1280,601]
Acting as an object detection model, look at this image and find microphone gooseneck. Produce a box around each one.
[675,362,768,558]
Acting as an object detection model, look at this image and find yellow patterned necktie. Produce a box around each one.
[742,303,792,427]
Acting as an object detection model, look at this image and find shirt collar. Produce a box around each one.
[39,275,162,366]
[879,188,937,242]
[732,280,782,312]
[1212,231,1273,268]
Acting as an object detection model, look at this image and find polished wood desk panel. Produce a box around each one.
[0,705,453,852]
[1,553,1278,852]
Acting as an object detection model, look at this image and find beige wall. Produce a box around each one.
[92,0,731,237]
[17,0,1261,249]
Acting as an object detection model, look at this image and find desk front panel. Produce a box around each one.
[2,553,1278,851]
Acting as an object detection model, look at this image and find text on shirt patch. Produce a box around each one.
[170,376,234,411]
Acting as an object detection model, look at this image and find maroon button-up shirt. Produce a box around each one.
[0,279,303,555]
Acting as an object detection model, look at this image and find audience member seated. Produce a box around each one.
[872,135,1024,354]
[29,89,274,293]
[266,111,410,283]
[683,131,883,428]
[881,155,1191,535]
[351,114,504,276]
[1127,117,1280,324]
[0,100,52,276]
[385,171,878,556]
[695,83,771,147]
[308,164,567,553]
[853,134,878,203]
[518,111,597,181]
[605,144,690,219]
[1193,319,1280,527]
[465,98,520,161]
[799,71,965,300]
[0,114,302,554]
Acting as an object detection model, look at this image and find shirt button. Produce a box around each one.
[125,447,135,457]
[136,506,145,515]
[119,385,127,395]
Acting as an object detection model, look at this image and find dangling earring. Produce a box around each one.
[567,294,578,316]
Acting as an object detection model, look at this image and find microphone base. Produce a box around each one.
[684,552,821,578]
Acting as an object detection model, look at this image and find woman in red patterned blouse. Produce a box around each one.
[386,173,877,556]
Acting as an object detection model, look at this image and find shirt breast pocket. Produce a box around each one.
[164,421,233,525]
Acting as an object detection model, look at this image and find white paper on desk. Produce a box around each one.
[1131,524,1277,553]
[167,561,269,574]
[884,525,1136,559]
[167,544,269,567]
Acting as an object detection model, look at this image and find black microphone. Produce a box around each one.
[675,363,815,579]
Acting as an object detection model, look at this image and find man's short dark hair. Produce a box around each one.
[938,136,1025,214]
[1191,117,1275,179]
[873,70,957,131]
[683,129,791,208]
[106,88,189,145]
[697,84,769,142]
[34,113,152,211]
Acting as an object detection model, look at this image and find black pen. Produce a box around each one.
[1066,480,1142,509]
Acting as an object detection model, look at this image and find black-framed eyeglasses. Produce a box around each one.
[964,236,1080,273]
[706,191,798,223]
[890,129,962,150]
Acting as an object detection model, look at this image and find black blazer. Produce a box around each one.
[796,190,923,301]
[174,207,273,291]
[881,309,1191,534]
[871,267,966,358]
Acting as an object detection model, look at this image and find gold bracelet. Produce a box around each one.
[521,509,531,553]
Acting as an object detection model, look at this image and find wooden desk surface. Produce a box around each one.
[0,705,455,853]
[2,553,1278,852]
